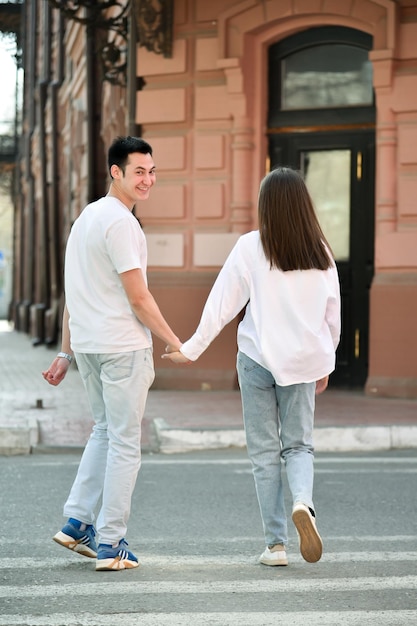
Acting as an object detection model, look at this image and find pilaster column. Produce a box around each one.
[230,117,254,233]
[369,53,397,239]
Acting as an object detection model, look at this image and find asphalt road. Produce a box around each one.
[1,448,416,625]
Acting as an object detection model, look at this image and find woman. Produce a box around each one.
[163,167,341,565]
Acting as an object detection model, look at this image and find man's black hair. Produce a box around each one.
[108,136,153,177]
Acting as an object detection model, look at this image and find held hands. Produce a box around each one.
[161,344,191,364]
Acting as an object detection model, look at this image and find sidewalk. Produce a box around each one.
[1,321,417,455]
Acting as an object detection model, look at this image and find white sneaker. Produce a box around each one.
[259,544,288,566]
[292,502,323,563]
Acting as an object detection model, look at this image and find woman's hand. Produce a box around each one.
[315,376,329,395]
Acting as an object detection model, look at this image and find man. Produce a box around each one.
[43,136,181,571]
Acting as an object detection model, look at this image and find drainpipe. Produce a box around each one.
[86,8,106,202]
[32,1,52,344]
[46,9,65,344]
[127,9,137,136]
[86,15,95,203]
[10,1,23,320]
[18,0,37,332]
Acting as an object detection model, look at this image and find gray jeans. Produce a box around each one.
[63,348,155,545]
[237,351,316,547]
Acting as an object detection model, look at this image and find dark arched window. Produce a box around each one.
[269,27,375,127]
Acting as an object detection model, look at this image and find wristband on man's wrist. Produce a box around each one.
[57,352,73,363]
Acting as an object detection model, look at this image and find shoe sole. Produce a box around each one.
[260,556,288,566]
[292,508,323,563]
[96,557,139,571]
[53,531,97,559]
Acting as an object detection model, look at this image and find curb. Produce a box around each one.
[313,424,417,452]
[153,421,417,454]
[0,417,39,455]
[2,419,417,456]
[153,418,247,454]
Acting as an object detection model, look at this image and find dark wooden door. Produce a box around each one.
[269,130,375,387]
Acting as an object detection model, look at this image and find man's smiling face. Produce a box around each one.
[111,152,156,207]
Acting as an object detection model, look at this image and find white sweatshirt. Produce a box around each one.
[180,230,341,386]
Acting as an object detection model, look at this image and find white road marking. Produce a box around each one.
[236,468,417,474]
[315,468,417,473]
[0,535,415,547]
[1,576,416,598]
[0,611,416,626]
[25,455,417,468]
[1,551,417,569]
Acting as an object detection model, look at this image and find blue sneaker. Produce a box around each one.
[96,539,139,571]
[53,518,97,558]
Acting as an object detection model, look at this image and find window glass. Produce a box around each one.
[301,150,351,261]
[281,44,373,110]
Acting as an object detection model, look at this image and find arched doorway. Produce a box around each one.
[268,26,376,388]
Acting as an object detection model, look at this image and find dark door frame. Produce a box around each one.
[269,130,375,387]
[268,26,376,387]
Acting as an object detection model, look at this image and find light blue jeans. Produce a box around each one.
[237,351,316,548]
[63,349,155,545]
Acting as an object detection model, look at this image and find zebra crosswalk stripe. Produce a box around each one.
[1,575,417,598]
[0,610,416,626]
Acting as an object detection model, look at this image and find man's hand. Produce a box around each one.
[42,357,71,386]
[161,350,191,364]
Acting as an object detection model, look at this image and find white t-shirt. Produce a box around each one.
[180,230,341,386]
[65,195,152,353]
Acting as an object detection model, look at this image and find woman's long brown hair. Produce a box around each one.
[258,167,334,271]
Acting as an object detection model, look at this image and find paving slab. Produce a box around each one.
[1,321,417,455]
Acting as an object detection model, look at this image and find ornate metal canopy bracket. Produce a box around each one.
[47,0,173,84]
[0,0,23,64]
[133,0,173,58]
[47,0,130,85]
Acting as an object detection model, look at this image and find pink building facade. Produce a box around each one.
[130,0,417,398]
[14,0,417,398]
